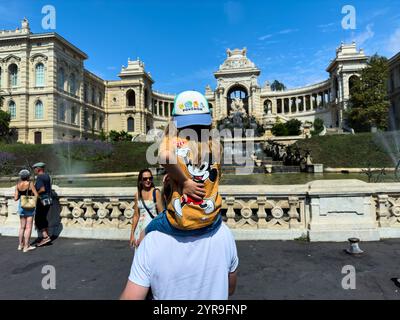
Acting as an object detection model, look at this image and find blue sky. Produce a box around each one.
[1,0,400,93]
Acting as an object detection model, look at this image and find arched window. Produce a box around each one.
[263,100,272,114]
[9,64,18,87]
[59,102,66,122]
[126,90,136,107]
[227,85,249,115]
[58,68,65,90]
[8,100,16,120]
[35,63,45,87]
[35,100,44,119]
[127,117,134,132]
[69,73,76,95]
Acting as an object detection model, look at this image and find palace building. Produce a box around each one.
[0,19,398,144]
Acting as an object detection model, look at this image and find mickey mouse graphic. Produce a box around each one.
[173,148,218,217]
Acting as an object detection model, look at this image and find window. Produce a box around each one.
[58,68,65,90]
[84,109,89,128]
[92,113,97,129]
[35,100,44,119]
[91,87,96,104]
[98,92,102,106]
[84,83,88,102]
[0,67,2,88]
[69,73,76,95]
[127,90,135,107]
[9,64,18,87]
[127,117,134,132]
[35,63,45,87]
[71,105,77,124]
[59,102,66,122]
[8,101,16,119]
[99,116,104,130]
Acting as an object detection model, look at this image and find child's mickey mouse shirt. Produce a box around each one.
[160,136,222,230]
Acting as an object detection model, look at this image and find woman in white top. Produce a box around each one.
[130,169,164,248]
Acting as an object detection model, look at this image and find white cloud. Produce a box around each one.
[350,23,374,47]
[278,29,299,34]
[258,34,273,41]
[387,28,400,55]
[318,22,335,28]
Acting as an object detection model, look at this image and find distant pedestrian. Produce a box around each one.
[33,162,53,247]
[129,169,164,248]
[14,169,39,253]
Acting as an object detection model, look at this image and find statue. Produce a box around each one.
[229,98,247,117]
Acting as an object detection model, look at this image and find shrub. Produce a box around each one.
[286,119,302,136]
[272,122,288,136]
[109,130,133,142]
[311,118,324,136]
[56,140,114,161]
[0,151,17,174]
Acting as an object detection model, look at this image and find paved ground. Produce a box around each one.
[1,235,400,300]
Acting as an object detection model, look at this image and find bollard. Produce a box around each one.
[345,238,364,255]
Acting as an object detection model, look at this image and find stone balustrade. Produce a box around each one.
[1,180,400,241]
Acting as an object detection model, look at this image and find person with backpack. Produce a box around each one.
[130,169,164,248]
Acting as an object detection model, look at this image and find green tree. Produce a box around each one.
[99,129,107,141]
[271,80,286,91]
[0,109,11,140]
[346,55,390,132]
[311,118,324,136]
[272,118,288,136]
[285,119,302,136]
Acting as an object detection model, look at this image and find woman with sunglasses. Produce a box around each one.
[130,169,164,248]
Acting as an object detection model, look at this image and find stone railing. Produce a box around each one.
[1,180,400,241]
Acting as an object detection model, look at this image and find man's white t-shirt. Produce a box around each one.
[129,223,239,300]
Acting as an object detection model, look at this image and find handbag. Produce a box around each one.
[20,187,37,210]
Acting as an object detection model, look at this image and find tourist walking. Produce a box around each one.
[129,169,164,248]
[14,169,39,253]
[33,162,53,247]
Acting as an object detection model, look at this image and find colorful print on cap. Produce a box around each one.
[173,91,210,116]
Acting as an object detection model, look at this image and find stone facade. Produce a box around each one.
[389,52,400,129]
[0,19,382,144]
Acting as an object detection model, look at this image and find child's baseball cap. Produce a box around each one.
[172,91,212,129]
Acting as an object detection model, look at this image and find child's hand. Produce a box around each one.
[182,179,205,202]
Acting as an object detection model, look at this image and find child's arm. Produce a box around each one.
[159,139,205,202]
